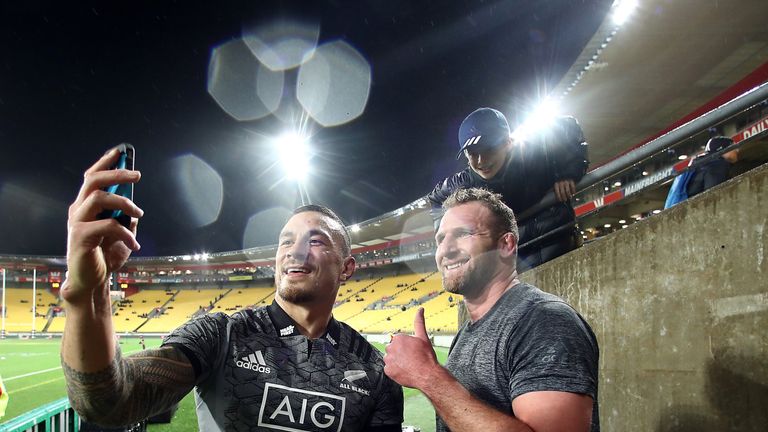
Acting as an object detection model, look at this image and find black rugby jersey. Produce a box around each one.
[162,301,403,432]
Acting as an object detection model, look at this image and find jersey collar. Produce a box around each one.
[267,300,341,347]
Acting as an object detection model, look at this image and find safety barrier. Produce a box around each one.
[0,397,79,432]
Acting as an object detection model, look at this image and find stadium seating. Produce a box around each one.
[0,288,56,333]
[330,277,383,320]
[140,288,227,333]
[213,286,275,313]
[330,272,460,334]
[136,286,275,333]
[7,271,457,335]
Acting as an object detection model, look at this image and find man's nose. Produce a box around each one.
[287,239,309,261]
[437,236,458,258]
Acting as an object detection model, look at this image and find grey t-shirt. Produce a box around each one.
[437,282,599,431]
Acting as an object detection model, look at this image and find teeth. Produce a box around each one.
[287,268,309,274]
[445,262,464,270]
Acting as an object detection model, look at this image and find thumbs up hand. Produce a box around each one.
[384,308,440,389]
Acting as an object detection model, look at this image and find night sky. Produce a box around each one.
[0,1,611,257]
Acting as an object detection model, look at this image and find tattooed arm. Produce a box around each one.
[62,343,195,427]
[60,150,196,426]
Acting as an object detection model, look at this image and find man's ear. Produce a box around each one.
[498,232,517,260]
[340,256,356,282]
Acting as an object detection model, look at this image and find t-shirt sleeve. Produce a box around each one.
[507,301,599,401]
[367,370,404,429]
[161,312,230,383]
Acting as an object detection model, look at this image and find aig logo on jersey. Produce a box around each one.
[258,383,346,432]
[235,350,271,374]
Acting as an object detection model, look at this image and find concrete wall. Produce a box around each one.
[522,163,768,431]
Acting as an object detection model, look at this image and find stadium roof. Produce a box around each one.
[2,1,766,260]
[558,0,768,167]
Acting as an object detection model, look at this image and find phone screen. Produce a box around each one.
[97,143,135,228]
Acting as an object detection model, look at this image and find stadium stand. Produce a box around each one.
[330,272,460,334]
[140,288,228,333]
[1,288,56,333]
[213,286,275,313]
[330,277,382,320]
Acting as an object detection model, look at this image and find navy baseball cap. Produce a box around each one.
[456,107,511,159]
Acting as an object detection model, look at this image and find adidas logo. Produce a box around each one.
[235,351,271,374]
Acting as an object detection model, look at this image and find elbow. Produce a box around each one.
[66,384,141,427]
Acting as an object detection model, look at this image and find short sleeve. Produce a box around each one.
[367,364,404,428]
[162,312,230,383]
[507,301,598,401]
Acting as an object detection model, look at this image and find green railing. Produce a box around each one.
[0,397,79,432]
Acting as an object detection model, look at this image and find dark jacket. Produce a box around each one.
[428,116,588,270]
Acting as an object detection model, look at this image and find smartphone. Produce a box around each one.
[97,143,135,229]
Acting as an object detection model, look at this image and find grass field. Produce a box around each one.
[0,337,447,431]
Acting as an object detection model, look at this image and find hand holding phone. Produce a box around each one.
[97,143,135,228]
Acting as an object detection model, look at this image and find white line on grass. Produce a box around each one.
[5,347,144,382]
[6,366,61,381]
[7,376,64,394]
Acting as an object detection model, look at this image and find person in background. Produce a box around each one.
[687,136,738,198]
[665,136,739,208]
[428,107,589,272]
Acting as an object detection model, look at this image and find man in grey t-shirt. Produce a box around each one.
[384,187,599,431]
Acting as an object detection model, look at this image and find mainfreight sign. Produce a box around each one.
[574,156,691,217]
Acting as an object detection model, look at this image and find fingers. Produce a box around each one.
[71,189,144,225]
[566,179,577,196]
[413,307,428,341]
[554,182,566,202]
[70,218,141,251]
[554,180,577,202]
[74,169,141,211]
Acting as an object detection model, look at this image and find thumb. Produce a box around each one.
[413,307,428,340]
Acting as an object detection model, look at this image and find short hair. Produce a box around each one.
[292,204,352,256]
[442,188,519,242]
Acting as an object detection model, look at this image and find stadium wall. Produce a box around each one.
[521,163,768,430]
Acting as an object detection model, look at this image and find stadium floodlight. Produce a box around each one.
[511,98,560,142]
[350,224,361,233]
[612,0,638,26]
[274,132,311,182]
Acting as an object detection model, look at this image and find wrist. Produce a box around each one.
[419,363,451,395]
[61,278,110,313]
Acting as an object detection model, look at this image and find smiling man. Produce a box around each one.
[384,188,599,432]
[60,149,403,431]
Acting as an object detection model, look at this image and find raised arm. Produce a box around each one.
[60,148,195,426]
[384,309,594,432]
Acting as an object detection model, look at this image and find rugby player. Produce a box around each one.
[61,148,404,431]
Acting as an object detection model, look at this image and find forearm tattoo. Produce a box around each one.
[62,344,196,427]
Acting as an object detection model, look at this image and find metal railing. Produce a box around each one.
[519,81,768,221]
[0,397,79,432]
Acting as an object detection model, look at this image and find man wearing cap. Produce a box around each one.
[428,107,589,271]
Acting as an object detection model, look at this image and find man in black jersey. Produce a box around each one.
[60,149,403,431]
